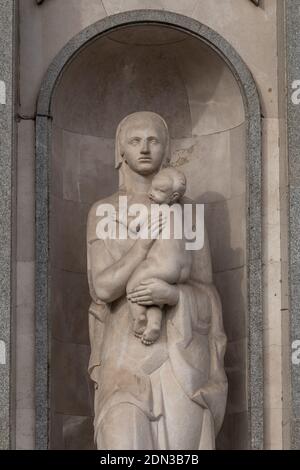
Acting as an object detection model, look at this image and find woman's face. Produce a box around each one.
[121,119,167,176]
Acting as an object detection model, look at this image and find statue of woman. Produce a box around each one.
[87,111,227,450]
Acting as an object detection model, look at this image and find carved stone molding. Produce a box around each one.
[36,0,260,6]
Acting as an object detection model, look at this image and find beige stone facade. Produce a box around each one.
[13,0,290,449]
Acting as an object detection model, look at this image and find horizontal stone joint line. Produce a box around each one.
[36,113,53,120]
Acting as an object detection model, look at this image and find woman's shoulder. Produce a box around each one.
[87,191,121,244]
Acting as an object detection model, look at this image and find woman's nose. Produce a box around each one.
[140,140,150,154]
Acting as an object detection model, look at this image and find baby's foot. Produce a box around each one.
[133,316,147,338]
[141,326,161,346]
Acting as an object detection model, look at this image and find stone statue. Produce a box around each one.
[87,111,228,450]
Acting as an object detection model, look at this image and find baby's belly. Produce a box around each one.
[127,243,191,291]
[131,260,179,286]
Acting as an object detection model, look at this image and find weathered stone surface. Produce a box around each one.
[0,0,15,450]
[286,0,300,450]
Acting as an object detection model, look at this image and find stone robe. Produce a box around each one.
[87,193,227,450]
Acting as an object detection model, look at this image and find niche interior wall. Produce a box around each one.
[35,11,262,450]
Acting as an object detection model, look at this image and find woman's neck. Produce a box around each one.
[123,166,152,195]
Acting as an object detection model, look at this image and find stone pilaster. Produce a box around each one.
[0,0,17,450]
[286,0,300,450]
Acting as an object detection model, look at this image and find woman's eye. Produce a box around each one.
[130,138,140,145]
[150,139,159,144]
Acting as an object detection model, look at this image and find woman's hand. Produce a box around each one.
[136,213,167,252]
[127,278,179,307]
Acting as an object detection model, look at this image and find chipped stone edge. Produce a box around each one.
[35,9,263,450]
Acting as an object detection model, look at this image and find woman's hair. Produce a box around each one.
[115,111,171,171]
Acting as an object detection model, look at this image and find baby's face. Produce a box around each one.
[148,174,174,204]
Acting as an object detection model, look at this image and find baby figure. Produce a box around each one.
[126,167,192,345]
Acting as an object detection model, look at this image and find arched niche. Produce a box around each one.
[35,10,262,451]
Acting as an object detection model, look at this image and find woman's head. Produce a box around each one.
[115,112,171,177]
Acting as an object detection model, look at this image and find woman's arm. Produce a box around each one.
[90,239,151,303]
[90,212,166,303]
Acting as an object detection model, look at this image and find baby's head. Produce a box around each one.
[148,167,186,204]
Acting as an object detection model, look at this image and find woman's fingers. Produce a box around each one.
[137,300,155,306]
[128,294,152,302]
[130,295,152,303]
[140,279,153,285]
[150,214,167,225]
[140,219,166,239]
[150,216,167,230]
[150,221,166,236]
[152,219,167,229]
[128,291,151,299]
[127,287,151,295]
[139,215,167,240]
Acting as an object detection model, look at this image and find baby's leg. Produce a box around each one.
[128,300,147,337]
[142,306,162,346]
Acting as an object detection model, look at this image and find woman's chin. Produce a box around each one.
[136,166,157,176]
